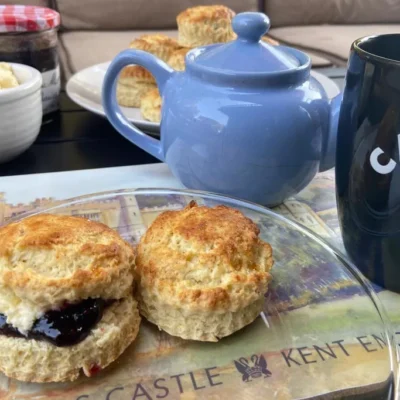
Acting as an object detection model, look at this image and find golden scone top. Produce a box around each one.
[176,5,236,47]
[177,5,235,23]
[0,62,19,90]
[119,33,180,91]
[136,201,273,311]
[119,65,154,83]
[129,34,181,62]
[0,214,135,309]
[168,47,191,71]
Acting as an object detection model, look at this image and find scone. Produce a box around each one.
[0,62,19,90]
[136,201,273,342]
[129,34,181,62]
[117,34,180,108]
[117,66,156,107]
[177,5,236,47]
[168,47,191,71]
[262,36,279,46]
[0,214,140,382]
[140,88,162,123]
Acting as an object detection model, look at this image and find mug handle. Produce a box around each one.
[102,49,175,161]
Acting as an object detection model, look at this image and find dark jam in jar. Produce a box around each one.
[0,6,61,115]
[0,298,110,347]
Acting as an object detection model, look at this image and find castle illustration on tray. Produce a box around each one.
[0,192,198,244]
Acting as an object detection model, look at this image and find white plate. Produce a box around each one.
[66,62,159,134]
[66,61,341,136]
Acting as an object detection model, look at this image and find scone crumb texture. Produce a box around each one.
[136,201,273,312]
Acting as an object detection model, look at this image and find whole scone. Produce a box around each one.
[0,214,140,382]
[136,201,273,342]
[177,5,236,47]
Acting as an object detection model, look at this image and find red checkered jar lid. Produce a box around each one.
[0,5,60,33]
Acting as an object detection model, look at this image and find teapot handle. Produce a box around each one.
[102,49,175,161]
[319,92,343,172]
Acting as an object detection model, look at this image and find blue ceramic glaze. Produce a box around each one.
[102,12,342,206]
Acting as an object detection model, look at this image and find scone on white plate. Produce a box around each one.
[136,201,273,342]
[140,87,161,123]
[117,34,180,108]
[129,34,181,62]
[0,62,19,90]
[177,5,236,47]
[0,214,140,382]
[117,65,156,108]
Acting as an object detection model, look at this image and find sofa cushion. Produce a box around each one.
[269,24,400,65]
[2,0,49,6]
[55,0,257,30]
[59,30,332,81]
[297,52,331,68]
[266,0,400,27]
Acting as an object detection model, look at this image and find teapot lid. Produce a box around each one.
[190,12,300,74]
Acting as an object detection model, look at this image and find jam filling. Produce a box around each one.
[0,298,111,347]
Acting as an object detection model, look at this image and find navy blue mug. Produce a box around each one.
[336,34,400,291]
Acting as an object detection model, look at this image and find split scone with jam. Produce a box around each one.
[136,201,273,342]
[0,214,140,382]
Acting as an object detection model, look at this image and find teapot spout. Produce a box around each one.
[319,92,343,172]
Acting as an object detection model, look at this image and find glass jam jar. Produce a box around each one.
[0,5,61,114]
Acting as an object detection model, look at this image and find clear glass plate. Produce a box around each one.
[1,188,397,400]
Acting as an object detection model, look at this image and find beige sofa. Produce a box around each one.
[5,0,400,82]
[266,0,400,67]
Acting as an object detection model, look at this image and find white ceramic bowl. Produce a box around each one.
[0,63,43,163]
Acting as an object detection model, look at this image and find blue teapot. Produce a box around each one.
[102,12,342,206]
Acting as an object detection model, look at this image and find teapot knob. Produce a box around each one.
[232,12,270,42]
